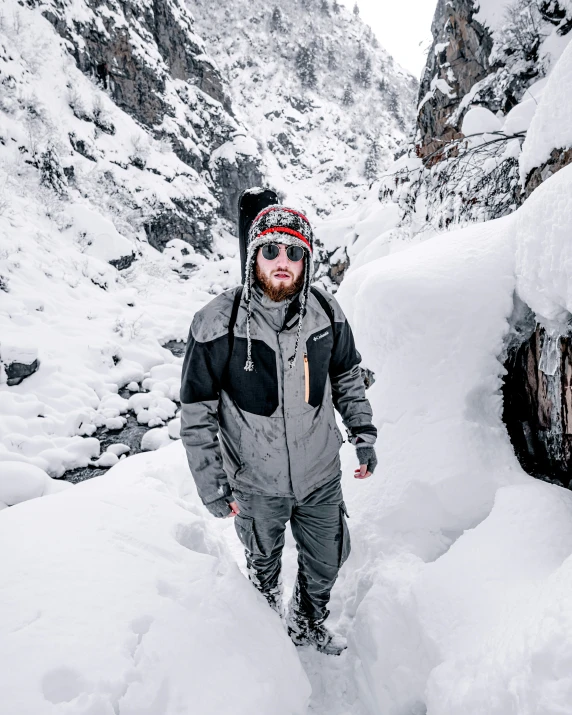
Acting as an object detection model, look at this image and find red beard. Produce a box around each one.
[255,262,305,302]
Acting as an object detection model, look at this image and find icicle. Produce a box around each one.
[539,329,560,376]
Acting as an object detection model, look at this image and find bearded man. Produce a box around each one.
[180,204,377,655]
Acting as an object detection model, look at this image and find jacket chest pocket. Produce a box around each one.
[305,328,334,407]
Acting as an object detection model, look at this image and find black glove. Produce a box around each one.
[204,495,233,518]
[355,444,377,475]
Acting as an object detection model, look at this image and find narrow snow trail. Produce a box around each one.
[215,438,377,715]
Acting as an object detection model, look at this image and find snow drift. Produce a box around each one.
[0,442,310,715]
[332,160,572,713]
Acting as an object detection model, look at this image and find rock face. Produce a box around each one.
[30,0,264,250]
[417,0,493,161]
[417,0,572,163]
[5,359,40,387]
[524,147,572,198]
[504,322,572,486]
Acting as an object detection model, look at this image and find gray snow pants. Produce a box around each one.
[233,477,351,621]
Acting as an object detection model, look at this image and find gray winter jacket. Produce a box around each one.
[180,284,376,505]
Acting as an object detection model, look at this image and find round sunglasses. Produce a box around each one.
[260,243,305,262]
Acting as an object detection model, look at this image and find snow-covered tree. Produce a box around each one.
[39,144,67,196]
[270,6,284,32]
[296,44,317,88]
[342,83,354,105]
[355,54,372,88]
[353,2,359,17]
[364,139,381,181]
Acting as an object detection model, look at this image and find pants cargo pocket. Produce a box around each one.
[234,514,262,557]
[339,502,351,567]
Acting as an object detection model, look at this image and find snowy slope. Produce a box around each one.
[0,442,310,714]
[0,0,248,480]
[330,161,572,713]
[188,0,417,218]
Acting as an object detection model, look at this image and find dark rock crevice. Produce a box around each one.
[503,298,572,487]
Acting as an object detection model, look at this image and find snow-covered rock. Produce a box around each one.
[141,427,171,451]
[0,462,52,505]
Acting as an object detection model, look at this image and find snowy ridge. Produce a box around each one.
[188,0,417,218]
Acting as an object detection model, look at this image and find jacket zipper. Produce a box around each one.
[304,353,309,403]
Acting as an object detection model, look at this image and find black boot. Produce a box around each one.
[285,604,346,656]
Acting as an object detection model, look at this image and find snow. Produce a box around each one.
[515,163,572,324]
[462,105,502,136]
[210,134,259,163]
[474,0,513,33]
[0,443,310,714]
[520,39,572,179]
[3,0,572,710]
[0,462,60,505]
[0,0,245,478]
[0,341,39,366]
[65,204,135,264]
[141,426,172,451]
[327,155,572,713]
[430,76,456,98]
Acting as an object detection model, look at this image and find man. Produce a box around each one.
[180,205,377,656]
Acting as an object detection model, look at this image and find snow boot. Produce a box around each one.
[262,585,285,619]
[286,608,347,656]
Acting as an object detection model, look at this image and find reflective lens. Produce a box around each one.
[260,243,305,262]
[261,243,280,260]
[286,245,305,262]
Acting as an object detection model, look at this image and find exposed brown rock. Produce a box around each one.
[504,323,572,485]
[417,0,493,161]
[523,147,572,198]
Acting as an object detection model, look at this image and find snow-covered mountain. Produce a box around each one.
[188,0,417,216]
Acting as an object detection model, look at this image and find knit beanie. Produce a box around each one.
[243,205,314,372]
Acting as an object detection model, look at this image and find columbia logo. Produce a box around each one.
[313,331,328,341]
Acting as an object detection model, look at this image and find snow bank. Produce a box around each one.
[337,213,524,712]
[0,442,310,714]
[420,481,572,715]
[0,461,69,506]
[515,163,572,323]
[332,149,572,713]
[520,39,572,180]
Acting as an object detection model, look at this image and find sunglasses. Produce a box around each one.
[260,243,305,262]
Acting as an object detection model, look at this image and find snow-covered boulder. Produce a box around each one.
[141,426,171,451]
[0,462,54,505]
[461,106,502,137]
[0,342,40,386]
[65,204,136,269]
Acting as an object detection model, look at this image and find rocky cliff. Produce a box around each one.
[417,0,572,169]
[24,0,264,253]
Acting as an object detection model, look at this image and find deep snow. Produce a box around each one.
[4,161,572,713]
[4,0,572,712]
